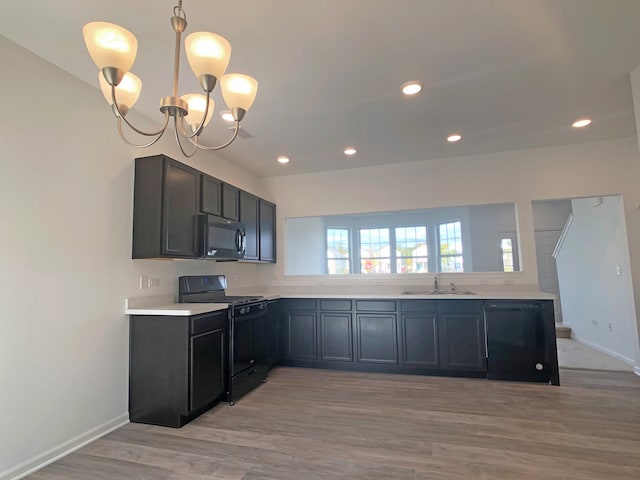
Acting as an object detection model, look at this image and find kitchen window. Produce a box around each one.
[499,232,519,272]
[395,226,428,273]
[439,221,464,272]
[359,228,391,273]
[327,227,351,274]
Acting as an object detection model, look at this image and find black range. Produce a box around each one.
[179,275,269,405]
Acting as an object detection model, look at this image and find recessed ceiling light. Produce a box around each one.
[344,147,357,156]
[277,156,290,164]
[401,81,423,96]
[572,118,592,128]
[447,134,462,142]
[221,111,235,122]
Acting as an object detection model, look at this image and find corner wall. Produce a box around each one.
[0,37,263,479]
[555,196,636,363]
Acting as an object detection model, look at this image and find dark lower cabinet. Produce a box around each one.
[288,311,317,361]
[400,300,439,368]
[401,313,439,367]
[129,310,227,428]
[320,313,353,362]
[190,328,225,411]
[280,297,556,384]
[356,314,398,364]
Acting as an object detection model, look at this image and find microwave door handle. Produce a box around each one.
[236,228,245,255]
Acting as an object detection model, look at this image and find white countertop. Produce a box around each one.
[125,289,554,316]
[125,302,229,316]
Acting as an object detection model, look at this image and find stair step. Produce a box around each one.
[555,323,571,338]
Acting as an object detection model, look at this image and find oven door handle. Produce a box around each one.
[233,310,267,323]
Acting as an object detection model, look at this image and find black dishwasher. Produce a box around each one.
[485,300,556,384]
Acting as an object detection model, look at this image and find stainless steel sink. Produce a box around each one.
[402,290,476,295]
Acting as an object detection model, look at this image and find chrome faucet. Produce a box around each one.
[433,275,438,293]
[450,282,455,292]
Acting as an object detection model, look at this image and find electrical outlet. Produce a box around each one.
[139,275,150,290]
[616,265,622,276]
[149,277,160,288]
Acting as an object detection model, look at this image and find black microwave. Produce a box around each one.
[198,214,246,260]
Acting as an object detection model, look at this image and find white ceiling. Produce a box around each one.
[3,0,640,177]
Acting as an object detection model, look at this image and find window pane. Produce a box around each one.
[328,259,350,274]
[361,258,391,274]
[439,221,463,272]
[360,228,390,274]
[440,255,464,273]
[501,238,514,272]
[327,228,350,274]
[395,226,428,273]
[396,257,429,273]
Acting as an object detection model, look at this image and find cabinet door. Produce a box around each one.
[162,160,199,257]
[320,313,353,362]
[239,191,259,260]
[439,313,485,370]
[259,199,276,262]
[401,313,439,367]
[201,174,222,216]
[288,312,317,361]
[190,328,224,412]
[356,314,398,364]
[222,183,239,220]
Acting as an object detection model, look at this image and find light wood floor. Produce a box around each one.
[28,367,640,480]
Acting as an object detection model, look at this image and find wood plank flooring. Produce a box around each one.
[27,367,640,479]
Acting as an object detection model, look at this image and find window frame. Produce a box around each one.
[437,220,464,272]
[326,226,351,274]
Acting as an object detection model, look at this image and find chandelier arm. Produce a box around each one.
[186,121,241,151]
[117,117,166,148]
[110,84,171,136]
[173,116,198,158]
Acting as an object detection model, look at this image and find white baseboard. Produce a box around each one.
[1,413,129,480]
[571,334,635,366]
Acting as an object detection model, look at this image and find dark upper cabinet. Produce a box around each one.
[239,193,277,263]
[239,190,259,261]
[259,199,276,262]
[133,155,199,258]
[438,300,485,371]
[200,174,222,216]
[222,183,239,220]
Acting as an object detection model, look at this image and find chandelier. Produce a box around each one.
[82,0,258,157]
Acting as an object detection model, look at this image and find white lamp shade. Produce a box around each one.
[181,94,215,131]
[185,32,231,80]
[220,74,258,111]
[83,22,138,73]
[99,71,141,108]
